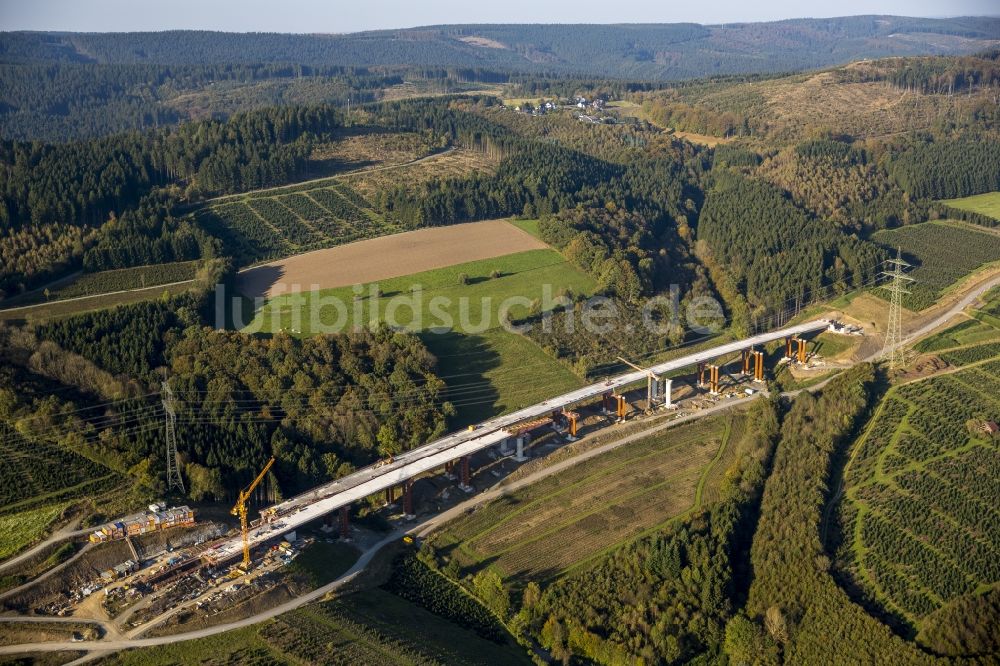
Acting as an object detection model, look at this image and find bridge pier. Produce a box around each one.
[602,391,612,415]
[649,376,672,408]
[753,350,765,382]
[708,364,720,394]
[697,362,707,387]
[514,435,529,461]
[615,394,627,423]
[459,456,473,493]
[741,349,751,375]
[563,411,579,440]
[385,486,395,506]
[784,337,793,360]
[403,478,414,519]
[797,337,807,364]
[339,506,351,541]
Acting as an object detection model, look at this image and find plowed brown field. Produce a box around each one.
[236,219,547,299]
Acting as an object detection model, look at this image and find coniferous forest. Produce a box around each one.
[2,19,1000,666]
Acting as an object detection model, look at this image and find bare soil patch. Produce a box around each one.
[457,35,508,49]
[237,219,548,299]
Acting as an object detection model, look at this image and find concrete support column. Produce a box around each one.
[697,362,707,387]
[403,479,414,518]
[385,486,394,506]
[339,506,350,540]
[754,351,765,382]
[514,435,528,461]
[797,338,807,364]
[785,337,793,360]
[602,391,612,414]
[664,378,672,408]
[741,350,750,375]
[709,364,720,394]
[459,456,473,492]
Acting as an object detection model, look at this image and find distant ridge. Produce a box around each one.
[3,15,1000,79]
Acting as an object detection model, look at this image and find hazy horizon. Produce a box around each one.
[2,1,998,34]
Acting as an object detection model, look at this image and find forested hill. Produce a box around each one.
[5,15,1000,79]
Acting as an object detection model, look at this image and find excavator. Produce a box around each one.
[231,456,275,571]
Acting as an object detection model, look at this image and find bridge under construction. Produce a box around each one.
[200,319,830,564]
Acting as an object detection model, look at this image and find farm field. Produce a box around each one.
[244,247,595,424]
[0,279,193,323]
[430,412,742,582]
[872,221,1000,311]
[102,586,529,666]
[835,302,1000,645]
[942,191,1000,223]
[0,261,199,310]
[236,219,547,299]
[0,504,69,562]
[243,248,594,334]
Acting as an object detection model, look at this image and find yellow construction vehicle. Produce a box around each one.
[231,456,275,571]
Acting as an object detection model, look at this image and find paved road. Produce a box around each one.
[894,273,1000,351]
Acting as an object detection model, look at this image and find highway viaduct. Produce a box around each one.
[200,319,830,563]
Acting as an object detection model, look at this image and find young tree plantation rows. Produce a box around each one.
[836,357,1000,649]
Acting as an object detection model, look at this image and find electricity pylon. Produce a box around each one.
[879,247,915,370]
[161,380,185,493]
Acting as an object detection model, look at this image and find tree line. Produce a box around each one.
[3,287,453,500]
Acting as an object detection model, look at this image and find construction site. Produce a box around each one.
[0,320,856,643]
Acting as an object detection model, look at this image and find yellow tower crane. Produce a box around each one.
[231,456,275,571]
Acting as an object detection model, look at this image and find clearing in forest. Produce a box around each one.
[941,191,1000,223]
[236,219,548,299]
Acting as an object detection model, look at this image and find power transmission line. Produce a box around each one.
[879,247,915,370]
[161,380,185,493]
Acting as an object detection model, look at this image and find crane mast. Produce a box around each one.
[231,456,275,570]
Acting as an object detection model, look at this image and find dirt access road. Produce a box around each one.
[236,219,547,299]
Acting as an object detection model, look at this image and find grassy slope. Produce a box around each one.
[0,504,69,561]
[942,191,1000,222]
[0,261,199,310]
[248,248,596,425]
[0,280,193,323]
[431,412,741,582]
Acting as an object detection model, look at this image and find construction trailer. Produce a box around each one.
[89,506,195,544]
